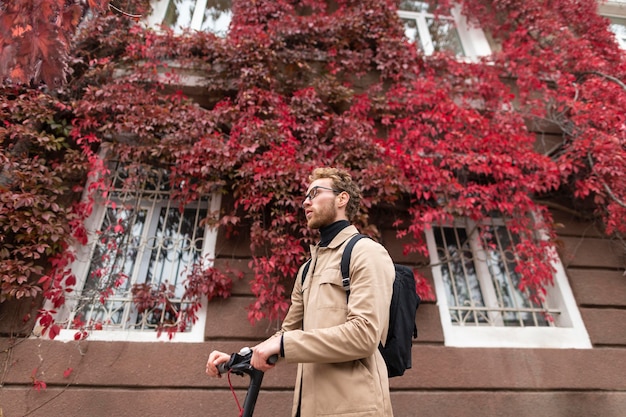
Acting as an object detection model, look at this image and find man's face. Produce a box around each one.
[303,178,340,229]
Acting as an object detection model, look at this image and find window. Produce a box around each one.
[147,0,232,35]
[398,0,491,58]
[608,16,626,49]
[598,1,626,50]
[425,218,591,348]
[52,158,221,342]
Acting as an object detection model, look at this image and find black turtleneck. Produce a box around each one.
[319,220,350,247]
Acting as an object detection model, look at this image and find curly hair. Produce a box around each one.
[309,167,361,220]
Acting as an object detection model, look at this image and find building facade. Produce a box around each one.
[1,1,625,416]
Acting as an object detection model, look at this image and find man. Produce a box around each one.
[206,167,395,417]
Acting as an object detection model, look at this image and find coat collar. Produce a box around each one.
[310,224,359,254]
[327,224,359,248]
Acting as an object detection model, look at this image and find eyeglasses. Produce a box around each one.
[303,186,341,203]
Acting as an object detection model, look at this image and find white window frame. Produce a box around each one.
[425,218,591,349]
[146,0,232,35]
[607,16,626,49]
[47,154,222,343]
[397,4,491,59]
[598,1,626,49]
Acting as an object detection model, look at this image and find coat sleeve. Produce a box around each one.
[282,239,394,363]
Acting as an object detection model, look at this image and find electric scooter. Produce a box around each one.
[217,347,279,417]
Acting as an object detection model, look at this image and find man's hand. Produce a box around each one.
[251,335,281,372]
[206,350,231,378]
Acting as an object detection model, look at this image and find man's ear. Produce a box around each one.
[336,191,349,209]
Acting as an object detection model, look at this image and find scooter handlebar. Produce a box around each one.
[217,347,278,375]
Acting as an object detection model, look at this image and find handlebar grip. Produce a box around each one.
[217,361,230,375]
[216,352,279,375]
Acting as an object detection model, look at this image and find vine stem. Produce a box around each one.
[108,3,142,18]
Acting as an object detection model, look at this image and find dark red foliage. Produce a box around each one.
[0,0,624,335]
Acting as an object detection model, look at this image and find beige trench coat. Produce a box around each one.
[281,225,395,417]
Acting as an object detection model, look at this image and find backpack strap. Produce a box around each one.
[340,234,369,296]
[301,258,312,286]
[302,233,369,293]
[342,235,383,349]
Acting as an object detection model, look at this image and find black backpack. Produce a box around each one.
[301,234,420,377]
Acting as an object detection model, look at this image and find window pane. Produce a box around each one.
[84,208,146,294]
[146,205,207,297]
[608,16,626,49]
[425,16,464,56]
[399,0,430,13]
[161,0,232,34]
[74,207,147,328]
[137,205,207,330]
[398,2,466,56]
[67,162,209,333]
[482,225,550,327]
[199,0,232,34]
[401,17,419,44]
[434,226,487,325]
[433,222,554,328]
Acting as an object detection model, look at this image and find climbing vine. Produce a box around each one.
[0,0,624,345]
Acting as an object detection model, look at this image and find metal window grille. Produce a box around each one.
[66,162,209,332]
[432,221,558,327]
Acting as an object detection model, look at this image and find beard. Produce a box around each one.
[307,201,337,229]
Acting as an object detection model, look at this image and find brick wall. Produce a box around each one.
[1,210,625,417]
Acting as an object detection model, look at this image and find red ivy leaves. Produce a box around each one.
[1,0,625,329]
[31,368,47,391]
[0,0,113,86]
[29,364,72,391]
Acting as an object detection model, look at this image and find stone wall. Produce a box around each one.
[1,210,625,417]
